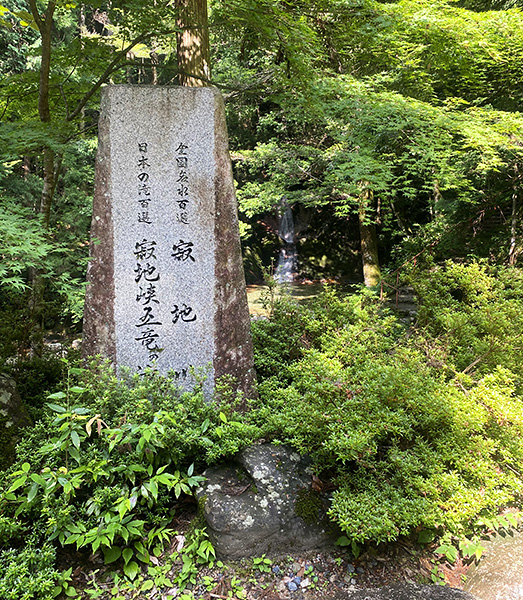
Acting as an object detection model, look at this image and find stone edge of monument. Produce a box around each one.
[212,89,257,400]
[82,87,116,363]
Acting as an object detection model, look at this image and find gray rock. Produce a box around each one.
[333,582,476,599]
[464,529,523,600]
[83,85,256,400]
[0,374,32,469]
[196,444,334,559]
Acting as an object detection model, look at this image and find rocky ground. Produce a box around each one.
[65,509,471,600]
[182,541,468,600]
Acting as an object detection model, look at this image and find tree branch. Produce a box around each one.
[27,0,44,32]
[67,33,150,122]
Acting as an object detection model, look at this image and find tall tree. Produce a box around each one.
[176,0,210,86]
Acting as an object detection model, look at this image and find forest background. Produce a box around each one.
[2,0,523,598]
[2,0,523,340]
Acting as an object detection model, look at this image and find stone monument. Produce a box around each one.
[83,85,256,399]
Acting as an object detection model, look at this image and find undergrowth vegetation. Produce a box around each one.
[0,260,522,597]
[251,261,523,549]
[0,365,256,599]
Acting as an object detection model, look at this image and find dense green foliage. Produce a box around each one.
[2,0,523,336]
[210,0,523,279]
[1,262,522,596]
[250,265,523,543]
[0,364,257,597]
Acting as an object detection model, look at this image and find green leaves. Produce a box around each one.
[103,546,122,565]
[252,278,523,547]
[0,203,56,293]
[0,365,220,595]
[123,560,140,580]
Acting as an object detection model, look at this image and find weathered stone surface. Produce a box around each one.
[334,583,476,599]
[196,444,334,559]
[0,374,32,469]
[463,530,523,600]
[83,85,255,399]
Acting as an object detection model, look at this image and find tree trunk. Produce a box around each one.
[176,0,210,86]
[509,164,520,266]
[359,188,381,287]
[28,0,57,354]
[509,189,518,266]
[150,43,159,85]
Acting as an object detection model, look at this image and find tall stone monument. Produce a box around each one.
[83,85,256,399]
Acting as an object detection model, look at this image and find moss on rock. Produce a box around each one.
[295,488,323,525]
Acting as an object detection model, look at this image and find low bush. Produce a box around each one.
[250,263,523,544]
[0,365,259,597]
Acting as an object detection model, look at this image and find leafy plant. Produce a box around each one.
[0,542,62,600]
[0,364,241,595]
[252,554,272,573]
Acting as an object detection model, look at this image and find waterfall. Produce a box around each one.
[275,203,298,283]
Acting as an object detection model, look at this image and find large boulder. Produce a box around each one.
[0,374,32,470]
[463,529,523,600]
[337,583,476,599]
[196,444,334,559]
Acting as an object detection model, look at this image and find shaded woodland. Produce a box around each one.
[1,1,523,597]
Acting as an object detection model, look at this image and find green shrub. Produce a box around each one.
[250,265,523,544]
[0,364,260,591]
[2,261,523,585]
[0,542,60,600]
[409,261,523,382]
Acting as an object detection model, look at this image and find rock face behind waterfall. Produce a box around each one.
[196,444,334,559]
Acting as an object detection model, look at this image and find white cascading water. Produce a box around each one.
[275,203,298,283]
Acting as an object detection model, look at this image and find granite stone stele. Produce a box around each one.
[83,85,256,399]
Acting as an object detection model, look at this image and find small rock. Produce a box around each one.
[291,562,302,573]
[293,576,302,585]
[197,445,332,559]
[300,578,310,589]
[272,565,281,575]
[287,582,298,592]
[347,564,355,573]
[276,581,287,594]
[351,578,357,585]
[356,567,364,574]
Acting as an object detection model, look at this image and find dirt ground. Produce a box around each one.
[65,509,470,600]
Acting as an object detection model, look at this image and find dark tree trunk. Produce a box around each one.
[359,188,381,288]
[28,0,57,354]
[509,189,519,266]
